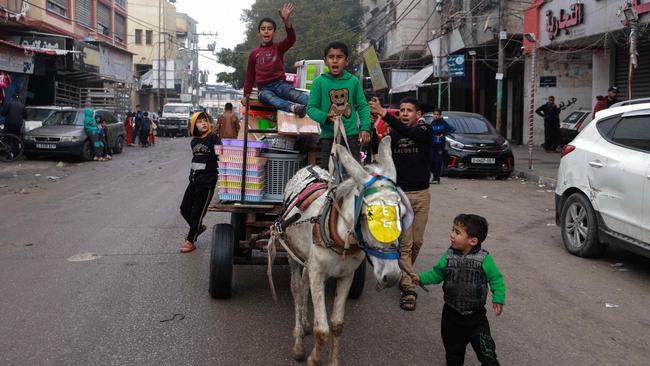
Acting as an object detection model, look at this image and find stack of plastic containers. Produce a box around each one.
[216,139,269,202]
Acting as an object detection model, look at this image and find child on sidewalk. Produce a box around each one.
[243,3,308,117]
[410,214,506,366]
[179,111,221,253]
[307,41,371,169]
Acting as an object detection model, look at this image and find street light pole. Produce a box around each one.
[628,20,638,100]
[469,50,476,113]
[525,33,538,170]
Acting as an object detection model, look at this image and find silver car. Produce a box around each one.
[24,109,126,160]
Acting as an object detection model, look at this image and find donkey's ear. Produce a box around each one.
[334,143,371,185]
[377,136,397,181]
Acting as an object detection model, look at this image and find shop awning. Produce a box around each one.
[0,39,74,55]
[389,64,433,94]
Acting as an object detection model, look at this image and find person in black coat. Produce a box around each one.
[535,96,561,152]
[1,94,27,137]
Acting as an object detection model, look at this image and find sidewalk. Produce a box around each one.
[510,144,561,188]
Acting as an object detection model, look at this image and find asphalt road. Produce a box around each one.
[1,138,649,366]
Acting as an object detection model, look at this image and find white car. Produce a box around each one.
[555,99,650,258]
[24,106,72,131]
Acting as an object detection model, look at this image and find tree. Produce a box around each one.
[217,0,364,88]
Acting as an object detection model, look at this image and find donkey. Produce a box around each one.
[280,136,411,365]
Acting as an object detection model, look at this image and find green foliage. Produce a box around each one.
[217,0,364,88]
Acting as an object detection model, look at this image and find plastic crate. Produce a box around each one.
[220,146,262,157]
[219,155,267,165]
[222,174,264,184]
[218,167,265,177]
[220,187,264,195]
[218,192,264,202]
[218,180,264,190]
[221,139,268,148]
[263,152,306,202]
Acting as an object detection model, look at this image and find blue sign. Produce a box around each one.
[448,55,465,77]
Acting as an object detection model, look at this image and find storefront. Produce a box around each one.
[523,0,650,145]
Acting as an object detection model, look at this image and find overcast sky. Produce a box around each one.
[174,0,255,83]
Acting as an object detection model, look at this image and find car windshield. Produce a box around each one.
[445,116,496,134]
[163,106,190,114]
[26,108,56,121]
[563,111,585,124]
[43,111,83,126]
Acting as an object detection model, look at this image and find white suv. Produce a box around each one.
[555,99,650,258]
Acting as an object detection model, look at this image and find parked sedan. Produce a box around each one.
[23,109,126,160]
[559,109,592,145]
[435,112,514,178]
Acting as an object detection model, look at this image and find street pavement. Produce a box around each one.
[1,138,649,366]
[511,144,561,188]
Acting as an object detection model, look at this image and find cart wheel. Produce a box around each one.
[347,260,366,299]
[209,224,234,299]
[230,213,246,256]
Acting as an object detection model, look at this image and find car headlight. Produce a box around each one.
[24,135,35,141]
[501,139,510,148]
[447,136,465,151]
[60,136,79,142]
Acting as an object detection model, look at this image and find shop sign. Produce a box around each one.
[19,36,66,51]
[545,3,584,40]
[99,46,132,82]
[363,46,388,91]
[448,55,465,77]
[0,45,34,74]
[539,76,557,88]
[71,40,99,73]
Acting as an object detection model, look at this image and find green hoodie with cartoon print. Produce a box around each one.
[307,70,370,139]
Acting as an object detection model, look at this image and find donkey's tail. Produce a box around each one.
[267,230,279,303]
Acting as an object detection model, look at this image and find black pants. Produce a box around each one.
[139,129,150,146]
[180,181,215,243]
[320,135,360,170]
[441,304,499,366]
[543,120,560,151]
[430,146,445,181]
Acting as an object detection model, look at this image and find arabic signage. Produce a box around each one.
[0,44,34,74]
[539,76,557,88]
[545,3,583,40]
[363,46,388,91]
[71,40,99,73]
[447,55,465,77]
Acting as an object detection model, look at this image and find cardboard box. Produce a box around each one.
[277,110,321,135]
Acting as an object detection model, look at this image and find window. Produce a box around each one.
[135,29,143,45]
[145,30,153,45]
[596,116,620,138]
[76,0,92,27]
[47,0,68,17]
[115,13,126,43]
[97,3,111,36]
[445,116,496,134]
[611,115,650,152]
[115,0,127,9]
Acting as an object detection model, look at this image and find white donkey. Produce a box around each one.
[278,137,411,365]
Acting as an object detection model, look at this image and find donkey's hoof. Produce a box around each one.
[292,344,305,361]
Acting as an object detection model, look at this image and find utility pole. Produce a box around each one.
[495,0,505,134]
[157,0,162,112]
[436,0,443,109]
[628,16,638,100]
[525,33,538,170]
[469,50,476,113]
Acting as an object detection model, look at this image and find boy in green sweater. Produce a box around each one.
[411,214,505,366]
[307,41,371,169]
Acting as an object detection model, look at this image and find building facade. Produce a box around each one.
[174,12,199,105]
[523,0,650,145]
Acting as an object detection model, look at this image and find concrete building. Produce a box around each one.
[523,0,650,146]
[174,12,199,105]
[0,0,133,112]
[128,0,177,112]
[200,84,243,116]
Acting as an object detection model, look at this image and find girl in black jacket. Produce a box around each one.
[180,112,220,253]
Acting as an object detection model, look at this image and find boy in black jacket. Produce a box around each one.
[180,112,220,253]
[369,96,433,311]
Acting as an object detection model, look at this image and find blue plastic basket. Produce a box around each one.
[218,167,265,177]
[218,192,263,202]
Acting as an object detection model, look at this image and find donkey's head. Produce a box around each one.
[334,136,412,289]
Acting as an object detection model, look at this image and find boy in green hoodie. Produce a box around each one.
[307,42,371,169]
[411,214,505,366]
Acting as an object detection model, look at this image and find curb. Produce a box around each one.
[514,169,557,189]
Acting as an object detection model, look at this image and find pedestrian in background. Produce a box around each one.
[83,108,105,161]
[96,114,112,160]
[1,94,26,138]
[125,112,134,146]
[429,108,455,184]
[133,105,143,145]
[139,111,151,147]
[215,102,240,139]
[593,86,619,118]
[535,96,561,152]
[410,214,505,366]
[148,116,157,145]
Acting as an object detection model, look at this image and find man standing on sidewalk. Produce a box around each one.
[1,94,26,139]
[535,96,561,152]
[592,86,619,118]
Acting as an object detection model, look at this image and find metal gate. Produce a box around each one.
[614,37,650,99]
[55,81,131,119]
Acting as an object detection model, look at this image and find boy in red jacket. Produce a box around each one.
[243,3,308,117]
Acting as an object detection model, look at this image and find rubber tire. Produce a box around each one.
[209,224,235,299]
[560,193,605,258]
[113,136,124,154]
[347,260,366,299]
[80,140,93,161]
[230,213,246,257]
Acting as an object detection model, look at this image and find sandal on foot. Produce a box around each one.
[400,290,418,311]
[180,240,196,253]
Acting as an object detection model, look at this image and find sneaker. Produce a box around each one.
[431,179,440,184]
[292,104,307,118]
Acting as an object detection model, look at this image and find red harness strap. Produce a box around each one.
[285,181,329,213]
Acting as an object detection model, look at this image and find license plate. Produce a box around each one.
[561,123,574,129]
[471,157,495,164]
[36,143,56,149]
